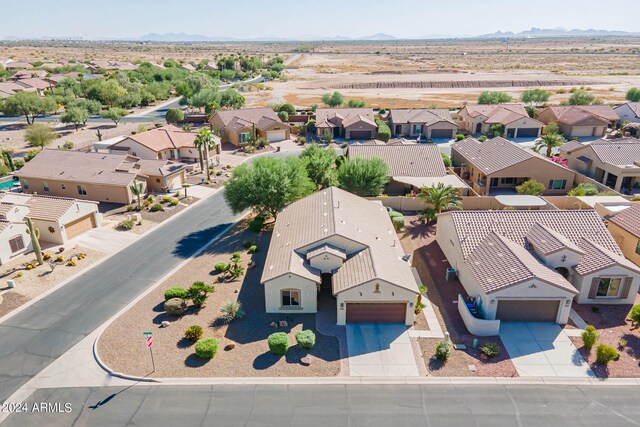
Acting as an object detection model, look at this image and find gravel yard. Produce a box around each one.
[0,246,106,318]
[98,221,342,378]
[103,195,199,234]
[570,295,640,378]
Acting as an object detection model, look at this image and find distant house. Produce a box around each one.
[180,63,197,72]
[209,107,290,146]
[615,102,640,124]
[12,69,48,80]
[451,137,576,196]
[347,144,470,195]
[261,187,419,325]
[0,82,25,99]
[315,108,377,140]
[457,104,543,138]
[607,204,640,267]
[203,61,218,71]
[14,78,52,95]
[387,109,458,140]
[559,138,640,193]
[437,210,640,326]
[14,150,186,204]
[4,61,32,71]
[108,125,219,166]
[538,105,619,138]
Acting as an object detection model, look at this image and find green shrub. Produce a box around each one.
[435,339,452,361]
[391,215,405,231]
[164,297,187,315]
[161,195,172,203]
[388,211,403,219]
[249,216,266,232]
[568,183,599,197]
[478,135,487,142]
[375,118,391,142]
[150,203,164,212]
[248,245,258,253]
[214,262,228,273]
[242,240,254,249]
[220,301,246,323]
[195,338,219,359]
[629,304,640,325]
[117,219,134,230]
[295,330,316,349]
[169,198,179,206]
[581,325,599,349]
[595,344,618,365]
[146,194,156,202]
[455,134,464,141]
[480,343,500,358]
[164,286,188,301]
[187,281,215,307]
[184,325,203,341]
[268,332,289,355]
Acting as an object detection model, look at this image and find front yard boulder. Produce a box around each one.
[164,286,188,301]
[164,297,187,315]
[295,330,316,349]
[268,332,289,355]
[195,338,219,359]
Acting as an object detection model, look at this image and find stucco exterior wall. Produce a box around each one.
[298,235,365,258]
[608,222,640,268]
[0,223,30,265]
[264,274,318,314]
[345,122,377,139]
[109,139,159,160]
[457,294,500,336]
[615,104,640,124]
[19,177,139,204]
[309,252,343,273]
[336,279,417,325]
[573,265,640,305]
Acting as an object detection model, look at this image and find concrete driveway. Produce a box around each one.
[72,226,139,254]
[500,322,595,378]
[346,324,419,377]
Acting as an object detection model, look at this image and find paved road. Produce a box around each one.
[0,190,240,404]
[3,384,640,426]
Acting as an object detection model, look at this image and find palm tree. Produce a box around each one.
[130,182,144,210]
[194,128,216,182]
[534,132,565,158]
[417,183,462,217]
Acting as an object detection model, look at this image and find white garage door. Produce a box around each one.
[266,130,287,142]
[571,127,596,137]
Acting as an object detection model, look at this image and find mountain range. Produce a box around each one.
[477,27,640,39]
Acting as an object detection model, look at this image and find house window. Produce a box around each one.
[635,240,640,256]
[596,278,622,298]
[9,235,25,253]
[548,179,567,190]
[281,289,300,307]
[77,185,87,196]
[490,177,499,187]
[169,150,176,159]
[43,182,49,192]
[21,180,29,190]
[240,132,251,143]
[500,177,516,185]
[413,124,422,134]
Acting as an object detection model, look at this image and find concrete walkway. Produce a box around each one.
[500,322,595,378]
[408,297,445,339]
[346,324,419,377]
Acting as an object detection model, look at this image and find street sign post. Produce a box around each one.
[143,331,155,372]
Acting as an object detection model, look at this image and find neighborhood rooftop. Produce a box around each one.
[387,109,456,126]
[213,107,283,131]
[559,138,640,166]
[110,124,211,152]
[347,144,447,177]
[0,192,93,222]
[543,105,620,124]
[609,204,640,239]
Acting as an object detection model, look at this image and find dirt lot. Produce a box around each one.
[98,220,341,378]
[569,295,640,378]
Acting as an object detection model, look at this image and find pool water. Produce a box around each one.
[0,179,19,190]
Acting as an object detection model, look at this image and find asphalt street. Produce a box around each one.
[3,384,640,426]
[0,190,241,404]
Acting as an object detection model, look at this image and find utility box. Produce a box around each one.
[446,268,457,281]
[7,280,16,288]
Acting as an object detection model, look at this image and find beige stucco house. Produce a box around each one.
[607,204,640,267]
[209,107,290,146]
[15,150,186,204]
[458,104,543,138]
[387,109,458,140]
[315,108,378,140]
[108,125,219,166]
[451,137,576,196]
[615,102,640,124]
[261,187,420,325]
[437,210,640,327]
[538,105,619,138]
[347,144,470,195]
[559,138,640,193]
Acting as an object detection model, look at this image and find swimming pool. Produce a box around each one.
[0,179,19,191]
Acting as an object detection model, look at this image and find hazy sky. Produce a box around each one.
[1,0,637,39]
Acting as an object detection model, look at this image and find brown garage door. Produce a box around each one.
[349,131,373,140]
[496,300,560,322]
[346,303,406,323]
[64,214,96,240]
[430,129,453,139]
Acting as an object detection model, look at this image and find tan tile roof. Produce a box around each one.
[463,104,531,124]
[136,159,186,177]
[545,106,618,125]
[347,144,447,177]
[609,204,640,239]
[466,232,578,294]
[342,114,377,128]
[12,69,47,79]
[113,125,217,153]
[315,108,375,127]
[15,78,51,90]
[0,193,92,222]
[558,140,584,153]
[525,223,585,256]
[212,108,286,132]
[389,109,456,126]
[561,138,640,166]
[574,238,640,276]
[451,136,566,175]
[444,210,640,279]
[261,187,418,294]
[14,150,142,186]
[306,244,346,260]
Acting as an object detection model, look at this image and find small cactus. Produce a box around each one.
[25,217,43,265]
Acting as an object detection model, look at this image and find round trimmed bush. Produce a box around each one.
[596,344,618,365]
[184,325,203,341]
[150,203,164,212]
[455,134,465,141]
[248,245,258,253]
[214,262,228,273]
[195,338,219,359]
[388,211,403,219]
[242,240,254,249]
[295,330,316,349]
[268,332,289,355]
[249,216,266,233]
[164,297,187,315]
[164,286,188,301]
[391,215,405,231]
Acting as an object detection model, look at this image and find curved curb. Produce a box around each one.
[93,332,160,383]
